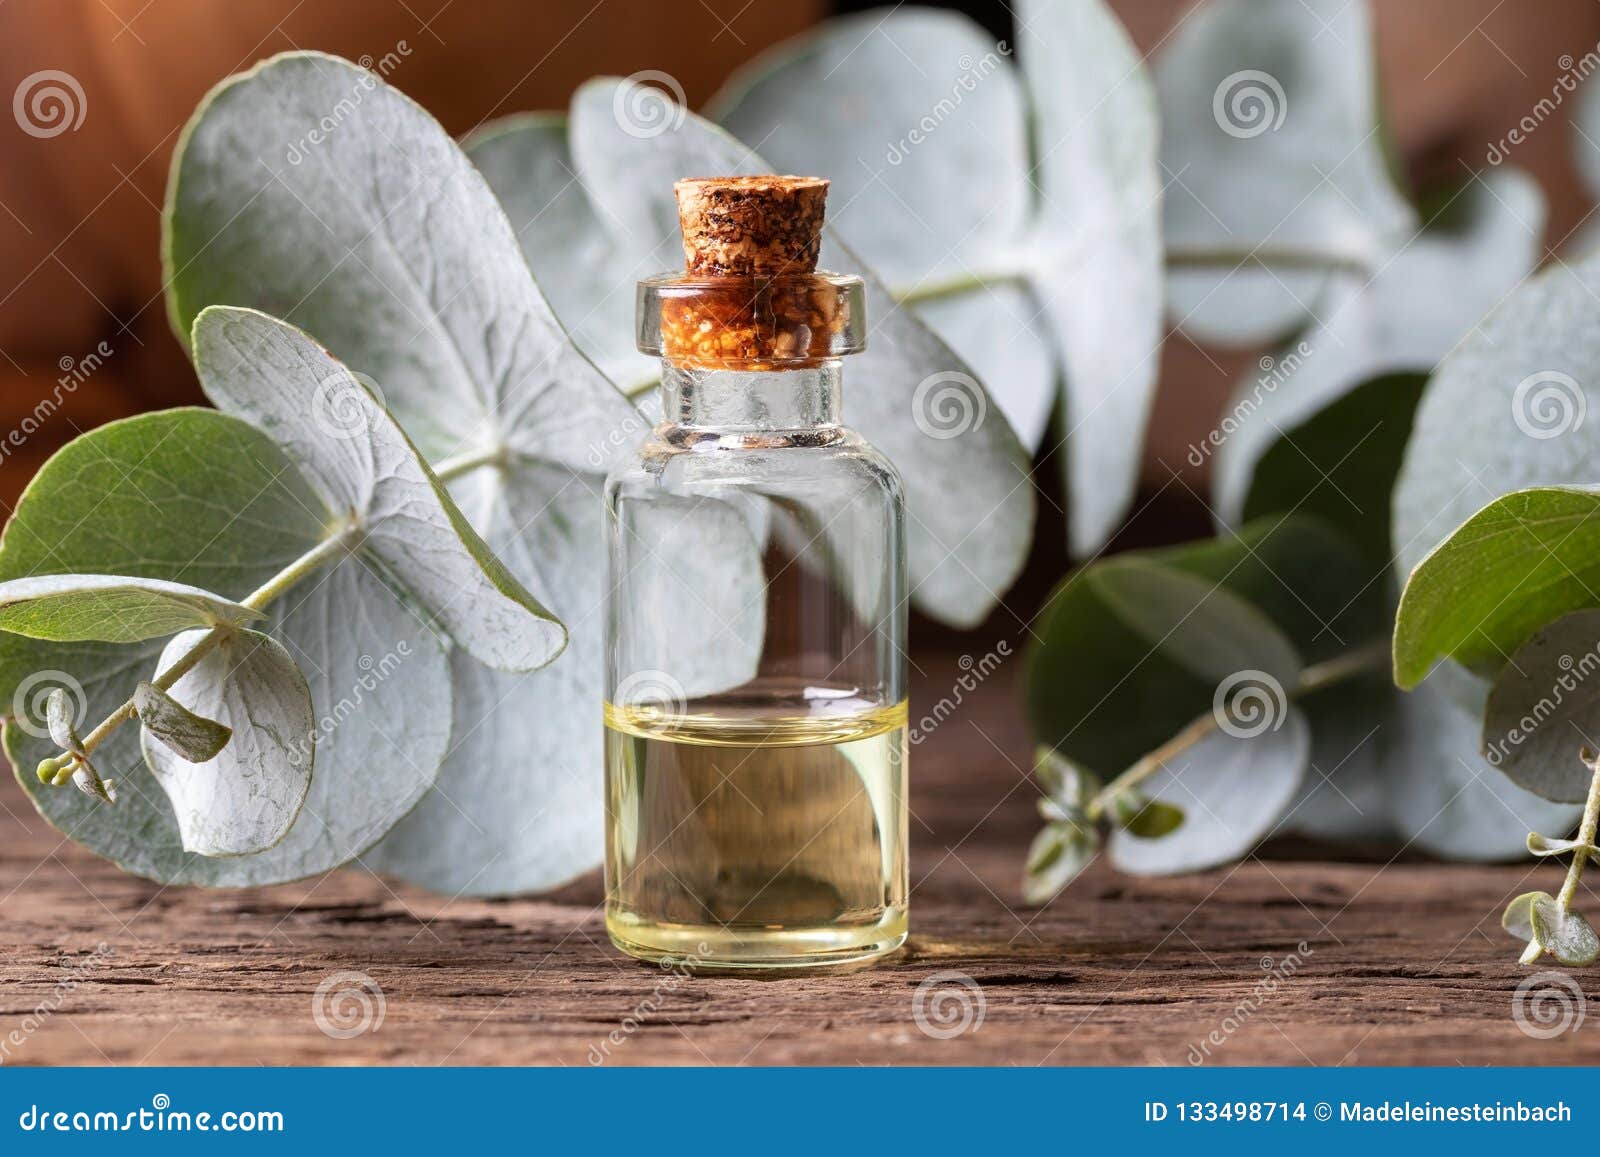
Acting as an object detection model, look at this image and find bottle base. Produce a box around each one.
[605,906,908,973]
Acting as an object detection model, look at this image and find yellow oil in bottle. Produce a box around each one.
[603,692,908,971]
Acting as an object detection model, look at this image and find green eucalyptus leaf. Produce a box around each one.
[562,77,1034,627]
[1394,255,1600,638]
[0,574,261,644]
[1108,708,1309,875]
[166,51,764,895]
[134,682,231,763]
[1228,371,1426,566]
[1383,674,1580,860]
[192,305,565,673]
[1112,793,1186,839]
[1022,820,1097,906]
[1024,554,1300,776]
[1034,745,1098,815]
[1156,0,1414,344]
[1530,895,1600,967]
[2,409,452,886]
[1395,488,1600,689]
[141,628,314,857]
[1215,171,1541,534]
[1481,609,1600,802]
[1527,832,1600,858]
[1503,890,1545,940]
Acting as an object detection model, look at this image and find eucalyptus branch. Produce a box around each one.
[55,526,359,771]
[1086,639,1391,820]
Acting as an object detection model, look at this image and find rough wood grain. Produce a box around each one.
[1,654,1594,1067]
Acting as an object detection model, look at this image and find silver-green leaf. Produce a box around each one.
[134,681,232,763]
[142,628,315,857]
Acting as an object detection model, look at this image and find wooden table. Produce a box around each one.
[1,654,1593,1067]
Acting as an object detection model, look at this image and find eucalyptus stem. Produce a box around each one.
[893,245,1374,308]
[433,444,507,483]
[1556,748,1600,910]
[67,526,358,764]
[1087,639,1391,819]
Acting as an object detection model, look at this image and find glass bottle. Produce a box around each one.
[603,176,908,971]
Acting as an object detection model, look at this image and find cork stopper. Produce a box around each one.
[675,176,829,277]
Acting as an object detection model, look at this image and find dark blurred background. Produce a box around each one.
[3,0,1598,628]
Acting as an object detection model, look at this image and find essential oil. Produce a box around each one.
[602,176,909,971]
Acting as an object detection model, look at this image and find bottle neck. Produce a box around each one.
[660,361,842,431]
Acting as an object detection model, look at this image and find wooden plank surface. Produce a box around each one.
[0,653,1593,1067]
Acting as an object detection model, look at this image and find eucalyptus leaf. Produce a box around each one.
[0,574,261,644]
[1022,820,1096,905]
[711,0,1161,554]
[1156,0,1414,344]
[1113,794,1186,839]
[164,51,764,895]
[1394,256,1600,607]
[134,682,231,763]
[1024,555,1300,777]
[142,627,315,857]
[1382,674,1580,860]
[165,50,626,468]
[192,305,565,673]
[44,689,115,804]
[1529,895,1600,967]
[1217,170,1543,536]
[1503,890,1541,940]
[1108,708,1309,875]
[1395,488,1600,689]
[1527,833,1600,858]
[1480,609,1600,803]
[2,409,452,886]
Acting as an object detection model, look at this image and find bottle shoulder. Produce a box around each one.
[606,423,905,502]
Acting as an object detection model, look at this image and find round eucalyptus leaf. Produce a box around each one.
[142,627,314,857]
[1394,256,1600,590]
[1481,608,1600,803]
[165,51,629,470]
[1108,706,1309,875]
[1156,0,1414,344]
[1383,676,1580,861]
[1530,895,1600,967]
[192,305,565,674]
[1527,833,1600,858]
[134,682,231,764]
[1217,169,1542,540]
[1022,820,1097,906]
[1503,890,1543,940]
